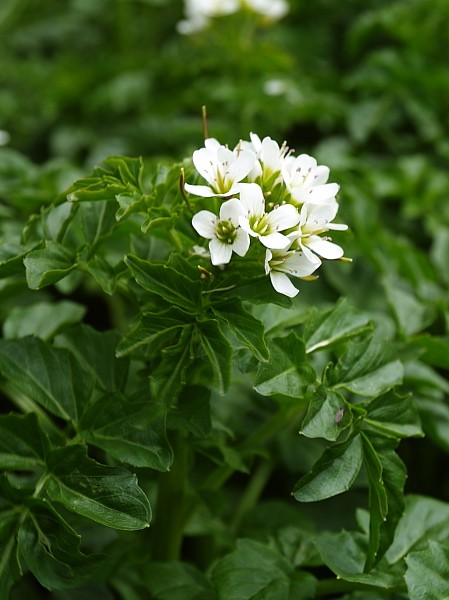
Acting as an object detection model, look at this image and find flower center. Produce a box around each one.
[215,219,237,244]
[249,214,270,235]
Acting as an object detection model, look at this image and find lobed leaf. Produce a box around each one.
[24,241,76,289]
[0,412,48,471]
[300,385,351,442]
[405,540,449,599]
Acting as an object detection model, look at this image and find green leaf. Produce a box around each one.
[302,298,371,354]
[0,507,21,597]
[408,335,449,370]
[55,325,129,393]
[125,254,202,312]
[292,434,363,502]
[315,531,404,589]
[196,320,232,394]
[18,499,102,591]
[329,334,404,397]
[300,386,351,442]
[45,445,151,530]
[0,336,94,422]
[168,385,211,438]
[115,308,190,359]
[405,541,449,599]
[24,241,76,289]
[3,300,86,340]
[145,561,217,600]
[80,392,173,470]
[210,539,316,600]
[80,200,117,246]
[0,412,47,470]
[364,390,423,439]
[254,332,315,399]
[383,276,432,336]
[212,299,269,362]
[386,495,449,565]
[83,254,117,295]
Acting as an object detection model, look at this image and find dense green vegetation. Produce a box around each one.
[1,0,449,597]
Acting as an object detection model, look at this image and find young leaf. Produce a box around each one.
[212,298,269,362]
[79,392,173,470]
[300,386,351,442]
[405,540,449,600]
[0,412,47,470]
[45,445,151,530]
[145,561,217,600]
[254,332,315,399]
[302,298,371,354]
[24,241,76,289]
[125,254,202,312]
[210,539,316,600]
[0,336,94,423]
[292,434,363,502]
[18,499,103,591]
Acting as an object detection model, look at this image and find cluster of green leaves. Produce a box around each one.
[0,148,447,599]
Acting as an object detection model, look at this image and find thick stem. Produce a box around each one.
[150,431,194,561]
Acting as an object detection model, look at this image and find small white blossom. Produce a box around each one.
[192,198,250,265]
[244,0,289,20]
[282,153,339,206]
[265,245,321,298]
[185,138,256,198]
[240,133,284,185]
[288,202,348,261]
[177,0,239,34]
[238,183,299,249]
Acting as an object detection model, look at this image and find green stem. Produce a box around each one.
[150,431,195,561]
[315,577,407,597]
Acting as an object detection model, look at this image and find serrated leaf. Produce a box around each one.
[293,434,363,502]
[196,320,232,394]
[3,301,85,341]
[405,540,449,599]
[45,445,151,530]
[303,298,371,353]
[210,539,316,600]
[300,386,351,441]
[364,391,423,439]
[254,332,315,398]
[80,392,173,470]
[315,531,404,589]
[18,500,102,591]
[55,325,129,393]
[0,336,94,422]
[125,254,202,312]
[0,412,47,470]
[330,334,404,397]
[24,241,76,289]
[212,299,269,362]
[145,561,217,600]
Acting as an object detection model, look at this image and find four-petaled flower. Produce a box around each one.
[185,138,255,198]
[265,245,321,298]
[282,153,339,207]
[192,198,250,265]
[238,183,299,249]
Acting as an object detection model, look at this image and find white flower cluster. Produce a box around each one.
[186,133,348,298]
[177,0,289,35]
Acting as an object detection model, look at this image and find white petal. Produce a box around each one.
[232,229,250,257]
[327,222,348,231]
[283,251,321,277]
[228,149,257,183]
[261,137,281,172]
[306,237,344,259]
[267,204,300,231]
[259,231,290,249]
[264,248,273,274]
[192,210,217,238]
[184,183,216,197]
[239,183,265,217]
[192,147,215,182]
[269,271,299,297]
[220,198,245,223]
[209,238,233,265]
[238,216,258,237]
[204,138,221,154]
[314,165,330,185]
[307,183,339,204]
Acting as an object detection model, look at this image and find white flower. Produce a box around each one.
[282,153,339,206]
[289,202,348,261]
[192,198,250,265]
[240,133,284,185]
[177,0,239,34]
[265,246,321,298]
[185,138,256,198]
[238,183,299,249]
[244,0,289,20]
